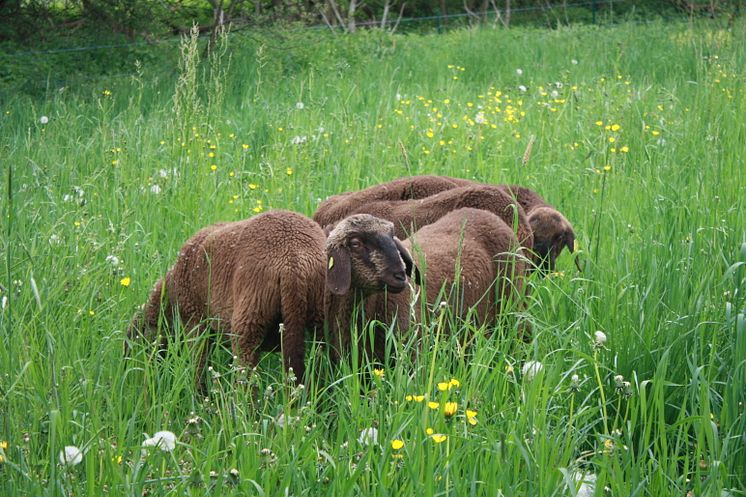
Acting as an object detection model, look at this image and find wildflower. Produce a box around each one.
[59,445,84,466]
[242,143,250,150]
[0,441,6,450]
[466,409,478,426]
[40,116,49,125]
[443,402,458,418]
[620,145,629,153]
[150,185,162,194]
[593,330,607,347]
[570,374,580,391]
[610,124,621,131]
[373,368,385,379]
[405,394,424,402]
[296,102,305,110]
[427,401,440,410]
[437,382,450,392]
[391,439,404,450]
[651,130,660,136]
[286,167,294,176]
[120,277,131,287]
[595,120,603,126]
[102,89,112,96]
[573,472,597,497]
[516,68,523,76]
[358,427,379,446]
[210,165,217,172]
[208,152,215,158]
[105,255,120,267]
[449,378,460,388]
[431,434,447,443]
[249,183,258,190]
[142,431,177,453]
[603,438,614,454]
[252,206,263,213]
[614,374,625,389]
[522,360,544,381]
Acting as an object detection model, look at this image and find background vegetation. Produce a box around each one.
[1,11,745,497]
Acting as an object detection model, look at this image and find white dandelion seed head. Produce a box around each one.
[59,445,84,466]
[573,472,597,497]
[474,112,486,124]
[295,102,305,110]
[594,330,607,346]
[105,255,120,266]
[516,68,523,76]
[522,360,544,381]
[518,85,527,93]
[555,81,563,89]
[159,169,169,178]
[550,90,559,99]
[142,430,177,453]
[40,116,49,125]
[395,93,402,101]
[63,194,73,203]
[48,234,61,245]
[571,59,579,65]
[73,186,85,198]
[358,427,379,446]
[571,374,580,385]
[291,135,307,145]
[150,184,162,194]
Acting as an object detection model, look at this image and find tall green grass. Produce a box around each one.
[1,17,745,496]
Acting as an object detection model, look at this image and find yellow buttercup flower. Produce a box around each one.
[373,368,385,379]
[437,382,449,392]
[427,401,440,410]
[444,402,458,418]
[425,428,434,435]
[431,434,447,443]
[120,277,131,287]
[391,439,404,450]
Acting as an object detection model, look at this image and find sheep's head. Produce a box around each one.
[528,206,579,275]
[325,214,414,296]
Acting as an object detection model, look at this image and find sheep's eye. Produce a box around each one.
[349,238,363,250]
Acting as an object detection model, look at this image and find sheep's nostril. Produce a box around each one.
[393,271,406,282]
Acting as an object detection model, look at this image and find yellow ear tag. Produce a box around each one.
[328,256,334,270]
[574,239,579,251]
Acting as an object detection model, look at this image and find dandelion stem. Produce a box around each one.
[592,349,609,435]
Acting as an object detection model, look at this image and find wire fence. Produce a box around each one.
[1,0,741,96]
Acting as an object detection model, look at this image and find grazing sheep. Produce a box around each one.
[322,214,415,361]
[128,210,327,387]
[128,210,415,387]
[316,184,534,255]
[313,175,471,227]
[315,175,578,274]
[500,185,580,274]
[368,207,526,334]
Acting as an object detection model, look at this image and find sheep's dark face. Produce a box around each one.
[528,207,576,275]
[326,215,414,296]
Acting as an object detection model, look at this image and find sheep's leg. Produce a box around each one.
[229,294,277,374]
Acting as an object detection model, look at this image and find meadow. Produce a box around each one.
[1,16,745,496]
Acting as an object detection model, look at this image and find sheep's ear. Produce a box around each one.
[323,224,337,237]
[326,247,352,295]
[394,237,421,285]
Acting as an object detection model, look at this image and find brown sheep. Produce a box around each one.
[128,210,415,387]
[314,175,578,274]
[366,207,528,350]
[500,185,580,274]
[313,175,471,227]
[322,214,415,361]
[316,184,534,255]
[128,210,327,387]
